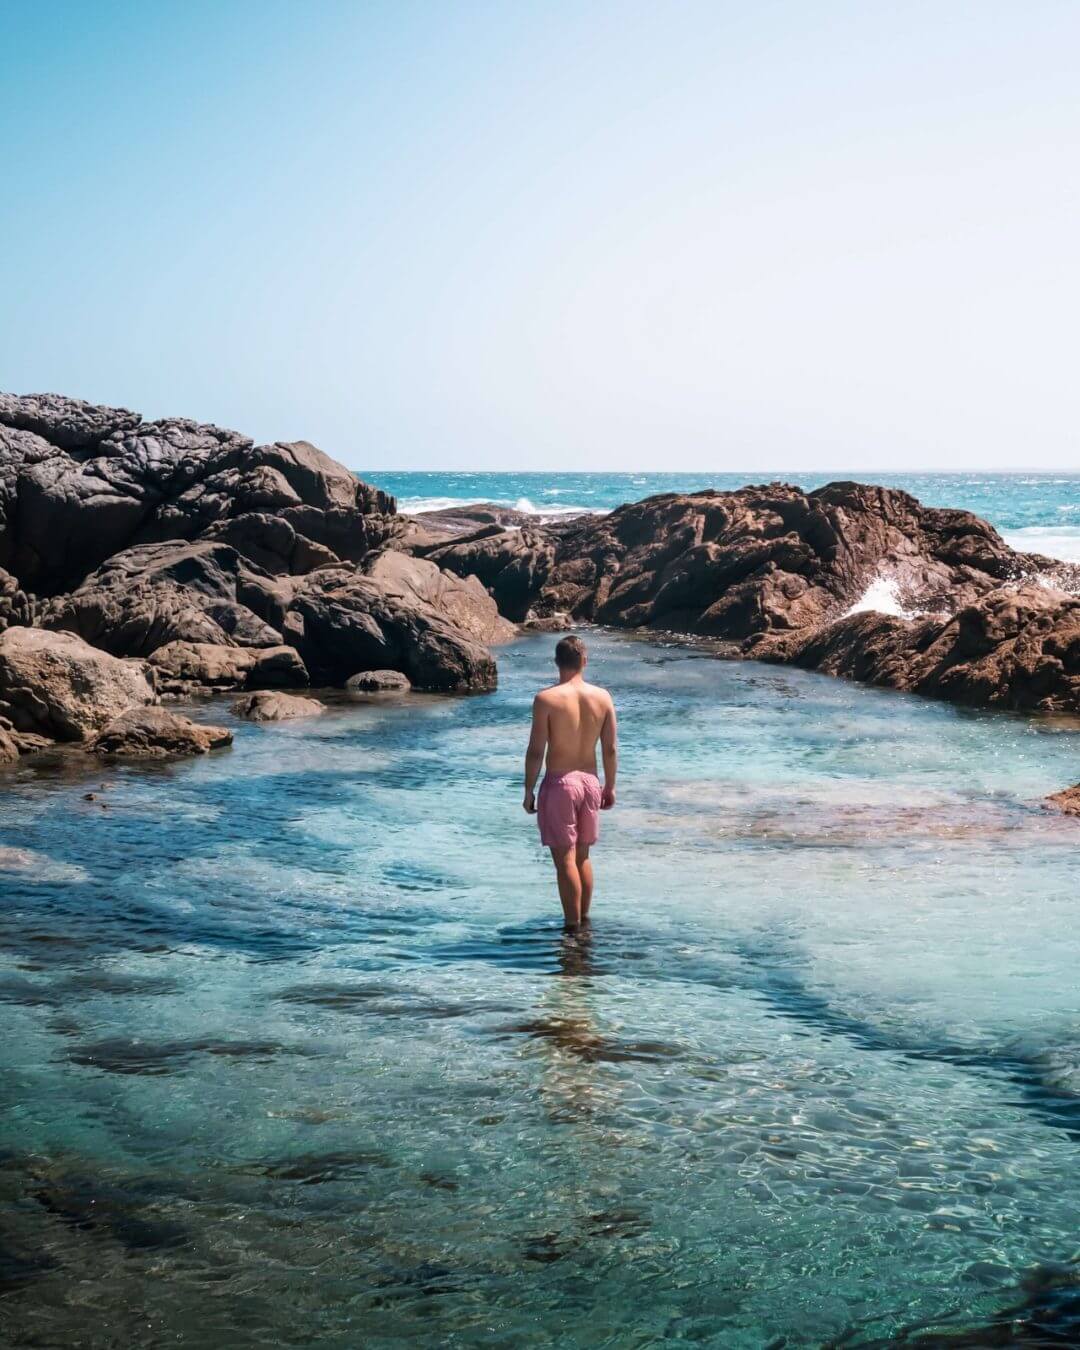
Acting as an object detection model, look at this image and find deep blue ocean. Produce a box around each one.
[362,470,1080,560]
[2,472,1080,1347]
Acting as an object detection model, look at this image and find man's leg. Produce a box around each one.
[549,846,582,929]
[576,843,594,922]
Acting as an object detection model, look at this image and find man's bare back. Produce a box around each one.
[535,678,614,778]
[523,637,617,930]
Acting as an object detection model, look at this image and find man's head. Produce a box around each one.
[555,635,587,674]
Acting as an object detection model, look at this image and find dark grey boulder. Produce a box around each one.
[41,541,288,657]
[285,566,497,692]
[361,551,516,646]
[0,395,400,595]
[0,391,141,450]
[422,526,555,622]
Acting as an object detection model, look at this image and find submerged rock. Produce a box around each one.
[1045,784,1080,817]
[0,626,154,740]
[89,707,232,758]
[231,690,325,721]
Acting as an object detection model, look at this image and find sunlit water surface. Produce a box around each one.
[2,633,1079,1347]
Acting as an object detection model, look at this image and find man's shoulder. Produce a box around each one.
[584,680,614,701]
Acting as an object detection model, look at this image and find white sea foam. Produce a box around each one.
[844,575,915,620]
[400,494,606,518]
[1003,525,1080,563]
[398,495,490,515]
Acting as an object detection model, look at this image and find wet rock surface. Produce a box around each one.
[88,707,232,758]
[1045,783,1080,817]
[345,669,412,694]
[231,691,325,721]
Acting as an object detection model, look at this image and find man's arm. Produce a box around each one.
[523,694,548,813]
[600,696,618,809]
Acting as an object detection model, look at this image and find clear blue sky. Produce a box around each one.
[2,0,1078,470]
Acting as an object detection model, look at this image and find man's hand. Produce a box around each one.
[601,785,616,810]
[523,790,537,814]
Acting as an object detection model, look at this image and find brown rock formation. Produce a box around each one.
[1045,784,1080,817]
[0,392,507,697]
[231,691,325,721]
[0,627,155,740]
[426,481,1079,713]
[89,707,232,758]
[345,669,412,694]
[148,640,308,692]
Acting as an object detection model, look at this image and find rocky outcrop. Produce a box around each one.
[0,626,154,740]
[5,391,1077,720]
[0,567,34,632]
[526,483,1023,632]
[422,481,1080,713]
[0,391,142,450]
[779,582,1080,711]
[231,691,325,721]
[345,669,412,693]
[89,707,232,758]
[41,540,288,655]
[420,526,555,622]
[0,396,398,596]
[282,566,497,692]
[361,551,516,646]
[148,640,308,692]
[0,393,509,704]
[1045,784,1080,817]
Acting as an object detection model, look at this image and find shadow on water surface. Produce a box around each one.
[834,1259,1080,1347]
[734,932,1080,1144]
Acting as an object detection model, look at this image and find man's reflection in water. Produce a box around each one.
[528,927,611,1126]
[556,926,596,980]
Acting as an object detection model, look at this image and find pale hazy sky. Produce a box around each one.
[2,1,1078,470]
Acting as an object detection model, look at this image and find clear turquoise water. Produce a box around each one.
[363,470,1080,560]
[2,632,1079,1347]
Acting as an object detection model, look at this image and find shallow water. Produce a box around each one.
[1,633,1079,1347]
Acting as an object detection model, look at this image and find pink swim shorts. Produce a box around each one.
[537,770,602,850]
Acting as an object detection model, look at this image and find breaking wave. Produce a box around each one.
[843,574,916,620]
[400,495,606,518]
[1002,526,1080,563]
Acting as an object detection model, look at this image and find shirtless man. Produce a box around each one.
[523,636,617,930]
